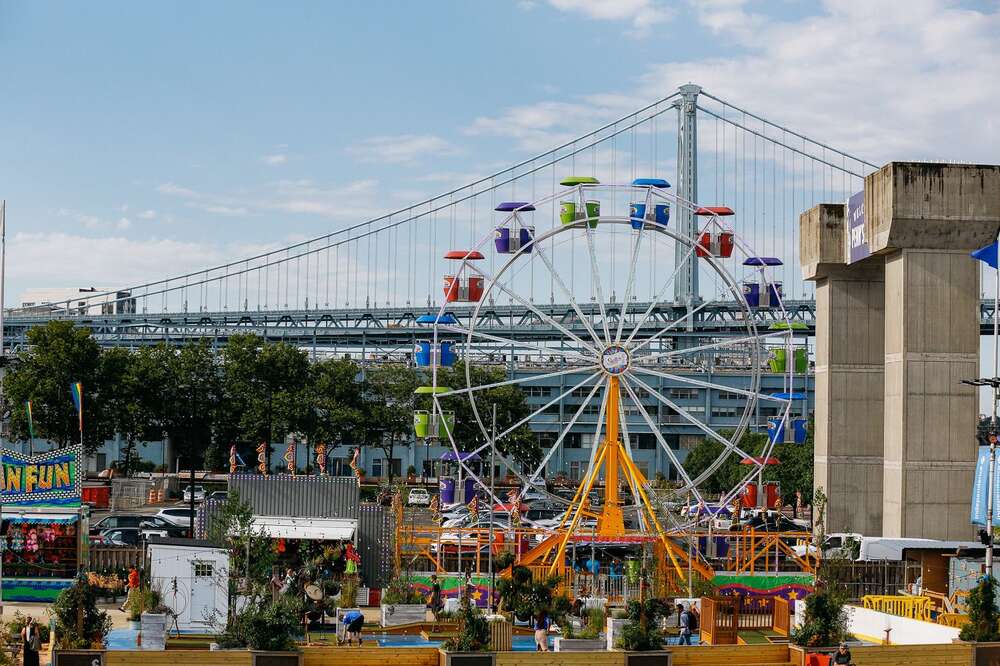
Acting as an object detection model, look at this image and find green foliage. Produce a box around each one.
[443,600,491,652]
[791,585,849,647]
[432,362,541,469]
[361,364,421,481]
[382,577,426,605]
[572,607,606,639]
[616,599,670,651]
[496,566,562,620]
[494,551,516,571]
[960,576,1000,642]
[208,490,276,604]
[51,574,113,649]
[4,321,103,451]
[683,575,717,599]
[219,596,304,651]
[125,586,166,622]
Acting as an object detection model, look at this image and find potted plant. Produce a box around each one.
[615,599,672,666]
[441,599,494,666]
[51,574,113,660]
[555,607,606,652]
[220,595,304,665]
[790,585,849,649]
[960,576,1000,643]
[381,577,428,626]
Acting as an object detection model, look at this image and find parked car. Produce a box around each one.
[155,506,195,527]
[90,513,156,535]
[93,528,141,547]
[138,516,190,538]
[407,488,431,506]
[182,485,207,502]
[208,490,228,502]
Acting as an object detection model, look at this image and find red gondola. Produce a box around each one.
[696,232,734,258]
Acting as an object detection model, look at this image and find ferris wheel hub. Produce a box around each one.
[600,345,630,376]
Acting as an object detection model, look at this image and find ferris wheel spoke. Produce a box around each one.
[495,371,602,440]
[435,365,599,398]
[614,226,645,343]
[466,262,599,353]
[583,381,609,480]
[623,240,700,346]
[626,298,716,355]
[630,366,790,403]
[582,227,612,343]
[619,377,707,508]
[440,324,591,362]
[632,330,784,365]
[614,391,646,516]
[432,397,506,509]
[624,371,753,461]
[531,240,606,348]
[518,376,607,502]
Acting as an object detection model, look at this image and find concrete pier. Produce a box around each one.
[801,204,885,536]
[866,163,1000,539]
[801,163,1000,539]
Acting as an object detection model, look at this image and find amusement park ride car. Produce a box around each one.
[401,176,814,586]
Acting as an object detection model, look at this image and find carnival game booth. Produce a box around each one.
[0,447,88,602]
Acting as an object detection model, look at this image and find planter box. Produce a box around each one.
[251,651,303,666]
[439,651,496,666]
[381,603,427,627]
[623,651,672,666]
[140,612,167,650]
[53,649,106,666]
[606,618,628,651]
[553,637,606,652]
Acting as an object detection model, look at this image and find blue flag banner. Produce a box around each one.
[971,446,1000,526]
[971,241,999,269]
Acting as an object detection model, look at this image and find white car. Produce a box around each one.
[407,488,431,506]
[183,485,206,502]
[155,506,195,527]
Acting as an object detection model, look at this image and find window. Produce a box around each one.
[569,460,586,481]
[580,433,594,449]
[193,561,214,578]
[636,434,656,450]
[538,433,557,450]
[390,458,402,478]
[542,404,562,415]
[423,460,436,478]
[712,407,739,418]
[371,458,384,478]
[565,433,582,449]
[668,388,700,400]
[571,386,593,398]
[716,390,742,401]
[525,386,552,398]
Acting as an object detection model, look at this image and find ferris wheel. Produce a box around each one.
[420,177,802,546]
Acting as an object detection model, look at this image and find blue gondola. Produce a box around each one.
[495,201,536,254]
[415,341,456,367]
[631,177,671,188]
[766,417,809,444]
[416,313,459,325]
[628,202,670,230]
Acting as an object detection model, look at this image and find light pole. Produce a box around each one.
[487,403,497,612]
[963,375,1000,577]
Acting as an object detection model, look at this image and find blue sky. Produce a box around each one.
[3,0,997,299]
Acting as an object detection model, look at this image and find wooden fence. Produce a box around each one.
[773,596,791,636]
[819,559,918,601]
[90,546,146,572]
[700,596,739,645]
[700,595,792,644]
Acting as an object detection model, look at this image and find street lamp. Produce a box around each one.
[962,376,1000,577]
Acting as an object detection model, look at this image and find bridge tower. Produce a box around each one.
[674,83,701,314]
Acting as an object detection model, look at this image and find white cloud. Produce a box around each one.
[188,203,250,217]
[116,217,131,230]
[138,209,157,220]
[262,153,288,165]
[156,182,199,198]
[541,0,674,30]
[346,134,460,165]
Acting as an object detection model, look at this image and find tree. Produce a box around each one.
[960,576,1000,642]
[361,364,420,481]
[3,321,104,452]
[306,357,364,449]
[51,574,113,649]
[790,584,848,648]
[434,362,541,471]
[771,417,815,516]
[207,490,276,609]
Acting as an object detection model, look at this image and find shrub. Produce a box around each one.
[220,596,303,651]
[382,577,425,605]
[791,586,849,647]
[52,575,113,649]
[960,576,1000,642]
[443,600,490,652]
[7,612,50,644]
[616,599,670,651]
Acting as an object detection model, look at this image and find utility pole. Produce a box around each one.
[674,84,701,314]
[487,404,497,611]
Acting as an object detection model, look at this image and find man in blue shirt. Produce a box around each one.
[342,610,365,646]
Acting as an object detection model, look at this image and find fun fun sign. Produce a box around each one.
[0,447,82,507]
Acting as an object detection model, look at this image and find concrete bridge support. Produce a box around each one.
[801,204,885,536]
[866,162,1000,539]
[802,163,1000,539]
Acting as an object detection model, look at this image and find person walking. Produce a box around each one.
[533,610,550,652]
[677,603,693,646]
[21,616,40,666]
[428,574,443,620]
[121,566,140,612]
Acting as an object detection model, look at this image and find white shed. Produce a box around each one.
[147,537,229,632]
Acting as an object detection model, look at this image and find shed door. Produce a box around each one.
[189,560,216,625]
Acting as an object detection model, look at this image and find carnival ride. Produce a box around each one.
[398,177,816,593]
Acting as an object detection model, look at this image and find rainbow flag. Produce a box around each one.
[25,401,35,440]
[69,382,83,433]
